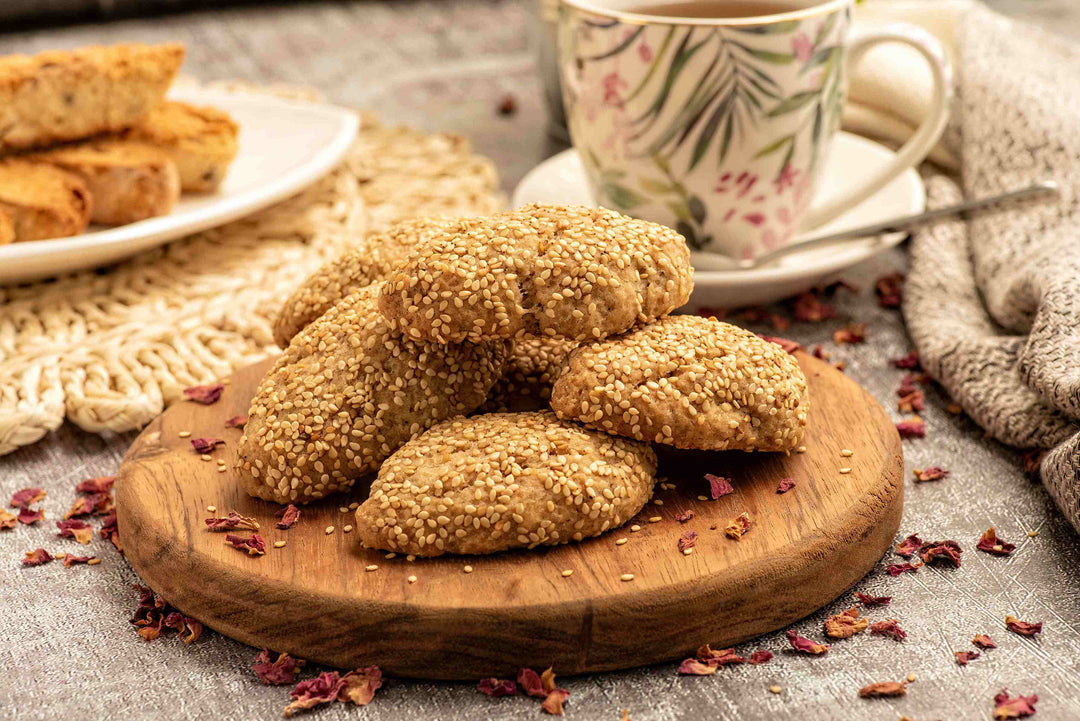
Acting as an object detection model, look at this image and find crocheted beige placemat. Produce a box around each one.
[0,84,503,456]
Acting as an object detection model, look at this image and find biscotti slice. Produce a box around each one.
[0,159,91,242]
[34,139,180,225]
[0,43,185,152]
[124,100,238,192]
[355,411,657,556]
[0,208,14,246]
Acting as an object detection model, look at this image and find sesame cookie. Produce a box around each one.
[355,411,657,556]
[480,336,577,413]
[379,203,693,343]
[550,315,809,451]
[236,283,511,504]
[273,217,455,348]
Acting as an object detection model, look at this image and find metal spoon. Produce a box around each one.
[695,181,1060,272]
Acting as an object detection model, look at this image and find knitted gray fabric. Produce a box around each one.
[904,4,1080,533]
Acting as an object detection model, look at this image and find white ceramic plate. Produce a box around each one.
[0,87,359,285]
[512,132,925,308]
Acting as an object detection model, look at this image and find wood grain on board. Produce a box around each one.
[115,352,903,679]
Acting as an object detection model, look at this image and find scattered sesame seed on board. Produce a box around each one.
[463,565,474,574]
[365,564,378,572]
[178,431,191,438]
[797,446,807,453]
[206,505,216,513]
[407,575,417,584]
[631,525,642,532]
[385,552,397,559]
[697,495,709,502]
[349,502,359,510]
[841,449,853,457]
[839,467,852,474]
[199,454,211,462]
[343,525,353,533]
[325,526,334,535]
[906,673,917,683]
[682,548,693,556]
[406,555,416,562]
[653,499,664,506]
[1027,530,1039,537]
[561,570,574,577]
[217,467,227,473]
[648,516,662,523]
[87,558,101,565]
[769,685,783,694]
[615,538,628,546]
[620,573,635,582]
[339,507,349,514]
[274,541,286,548]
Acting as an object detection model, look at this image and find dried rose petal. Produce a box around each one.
[822,280,859,296]
[705,474,734,499]
[477,678,517,697]
[339,666,382,707]
[858,681,907,698]
[62,554,95,567]
[870,619,907,641]
[22,548,53,566]
[284,672,345,717]
[179,616,203,644]
[792,293,835,322]
[896,417,926,439]
[276,504,301,530]
[891,351,921,370]
[677,658,716,676]
[875,273,904,309]
[993,689,1038,719]
[183,383,224,405]
[17,507,44,525]
[225,415,248,428]
[100,512,122,553]
[855,593,891,607]
[913,467,949,482]
[696,644,745,666]
[833,323,866,345]
[895,533,923,558]
[0,508,15,530]
[1020,449,1046,476]
[786,629,829,655]
[737,307,789,331]
[973,634,997,649]
[254,649,306,685]
[518,668,546,698]
[748,650,773,665]
[674,510,695,523]
[725,512,752,540]
[205,511,259,532]
[897,389,925,413]
[811,345,831,361]
[56,518,93,544]
[64,492,113,519]
[918,539,962,568]
[759,335,801,354]
[955,650,980,666]
[191,437,225,454]
[541,689,570,716]
[540,668,560,694]
[776,478,795,494]
[1004,615,1042,637]
[946,402,964,415]
[225,533,266,556]
[76,476,116,494]
[976,528,1016,557]
[824,607,868,639]
[886,562,920,576]
[678,530,698,552]
[10,487,47,508]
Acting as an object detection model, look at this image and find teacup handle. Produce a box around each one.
[802,23,953,230]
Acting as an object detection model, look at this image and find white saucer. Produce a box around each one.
[0,87,359,285]
[512,132,924,308]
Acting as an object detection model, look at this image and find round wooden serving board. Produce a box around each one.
[116,352,903,679]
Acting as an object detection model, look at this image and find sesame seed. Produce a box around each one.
[343,525,353,533]
[648,516,661,523]
[407,575,418,583]
[653,499,663,506]
[365,564,379,572]
[463,565,474,573]
[349,502,359,510]
[796,446,807,453]
[615,538,628,546]
[697,495,709,501]
[200,454,212,462]
[1027,530,1039,537]
[682,548,693,555]
[631,524,642,532]
[325,526,335,535]
[87,558,101,565]
[406,555,416,562]
[206,505,217,512]
[274,541,286,548]
[840,449,853,457]
[769,685,782,694]
[620,573,634,582]
[561,570,574,577]
[339,507,349,514]
[178,431,191,438]
[839,467,851,474]
[906,673,917,683]
[217,466,227,473]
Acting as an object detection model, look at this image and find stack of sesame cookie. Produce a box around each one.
[235,203,809,558]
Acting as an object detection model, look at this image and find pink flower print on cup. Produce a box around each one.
[762,229,779,250]
[602,72,628,106]
[774,164,800,194]
[639,40,653,62]
[792,33,813,62]
[777,207,793,226]
[743,212,766,227]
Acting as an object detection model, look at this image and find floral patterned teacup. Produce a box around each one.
[558,0,951,263]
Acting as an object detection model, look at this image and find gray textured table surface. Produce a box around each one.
[3,2,1080,720]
